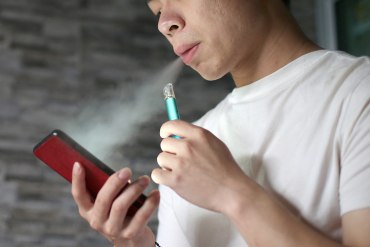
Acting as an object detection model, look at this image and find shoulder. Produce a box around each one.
[302,51,370,103]
[328,51,370,108]
[320,51,370,81]
[319,50,370,68]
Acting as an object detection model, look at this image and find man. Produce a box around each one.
[71,0,370,246]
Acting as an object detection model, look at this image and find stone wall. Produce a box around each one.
[0,1,315,246]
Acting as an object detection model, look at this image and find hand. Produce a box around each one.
[71,162,160,247]
[152,120,248,214]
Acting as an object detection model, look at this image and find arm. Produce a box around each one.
[71,162,160,247]
[342,209,370,246]
[153,120,370,247]
[226,176,370,247]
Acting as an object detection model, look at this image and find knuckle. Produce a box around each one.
[78,208,87,219]
[111,201,127,215]
[172,172,183,184]
[122,229,136,239]
[107,172,120,184]
[89,219,101,232]
[94,196,106,207]
[195,128,208,140]
[104,225,118,237]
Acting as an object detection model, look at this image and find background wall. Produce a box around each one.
[0,1,316,246]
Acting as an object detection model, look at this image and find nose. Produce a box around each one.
[158,11,185,38]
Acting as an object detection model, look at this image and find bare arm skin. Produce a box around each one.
[153,120,370,247]
[226,177,370,247]
[72,162,160,247]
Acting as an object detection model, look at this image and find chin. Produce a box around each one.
[198,73,224,81]
[192,61,228,81]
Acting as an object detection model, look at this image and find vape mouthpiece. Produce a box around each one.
[163,83,176,99]
[163,82,180,122]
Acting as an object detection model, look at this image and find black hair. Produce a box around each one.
[283,0,290,7]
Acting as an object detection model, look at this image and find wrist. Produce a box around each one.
[222,174,262,220]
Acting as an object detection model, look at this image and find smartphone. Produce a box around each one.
[33,129,146,217]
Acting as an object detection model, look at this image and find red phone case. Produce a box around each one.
[33,129,146,216]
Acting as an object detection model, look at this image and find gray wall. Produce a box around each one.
[0,1,315,246]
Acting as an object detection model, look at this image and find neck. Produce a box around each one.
[231,5,320,88]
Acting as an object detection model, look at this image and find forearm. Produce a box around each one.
[224,179,343,247]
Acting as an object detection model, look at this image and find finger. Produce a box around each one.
[151,167,172,185]
[160,120,196,138]
[159,137,182,154]
[71,162,93,215]
[107,176,150,232]
[121,190,160,239]
[157,151,177,170]
[92,168,132,226]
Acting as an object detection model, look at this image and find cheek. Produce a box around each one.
[205,38,235,77]
[192,52,232,81]
[188,21,237,80]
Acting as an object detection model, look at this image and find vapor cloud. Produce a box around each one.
[63,58,183,167]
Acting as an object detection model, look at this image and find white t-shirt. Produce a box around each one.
[156,50,370,247]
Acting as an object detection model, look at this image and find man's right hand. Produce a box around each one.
[71,162,160,247]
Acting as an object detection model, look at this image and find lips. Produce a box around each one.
[174,43,200,64]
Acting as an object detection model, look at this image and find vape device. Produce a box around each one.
[163,83,181,138]
[163,83,180,120]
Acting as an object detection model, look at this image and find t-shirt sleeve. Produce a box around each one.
[339,74,370,215]
[156,185,191,247]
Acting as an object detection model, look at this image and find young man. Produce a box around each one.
[71,0,370,246]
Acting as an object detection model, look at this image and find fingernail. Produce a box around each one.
[73,162,81,175]
[138,176,149,187]
[118,169,131,180]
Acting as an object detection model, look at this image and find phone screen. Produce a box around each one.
[33,129,146,216]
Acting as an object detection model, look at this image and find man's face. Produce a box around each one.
[147,0,270,81]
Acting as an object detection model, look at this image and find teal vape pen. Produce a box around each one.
[163,83,181,138]
[163,83,180,120]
